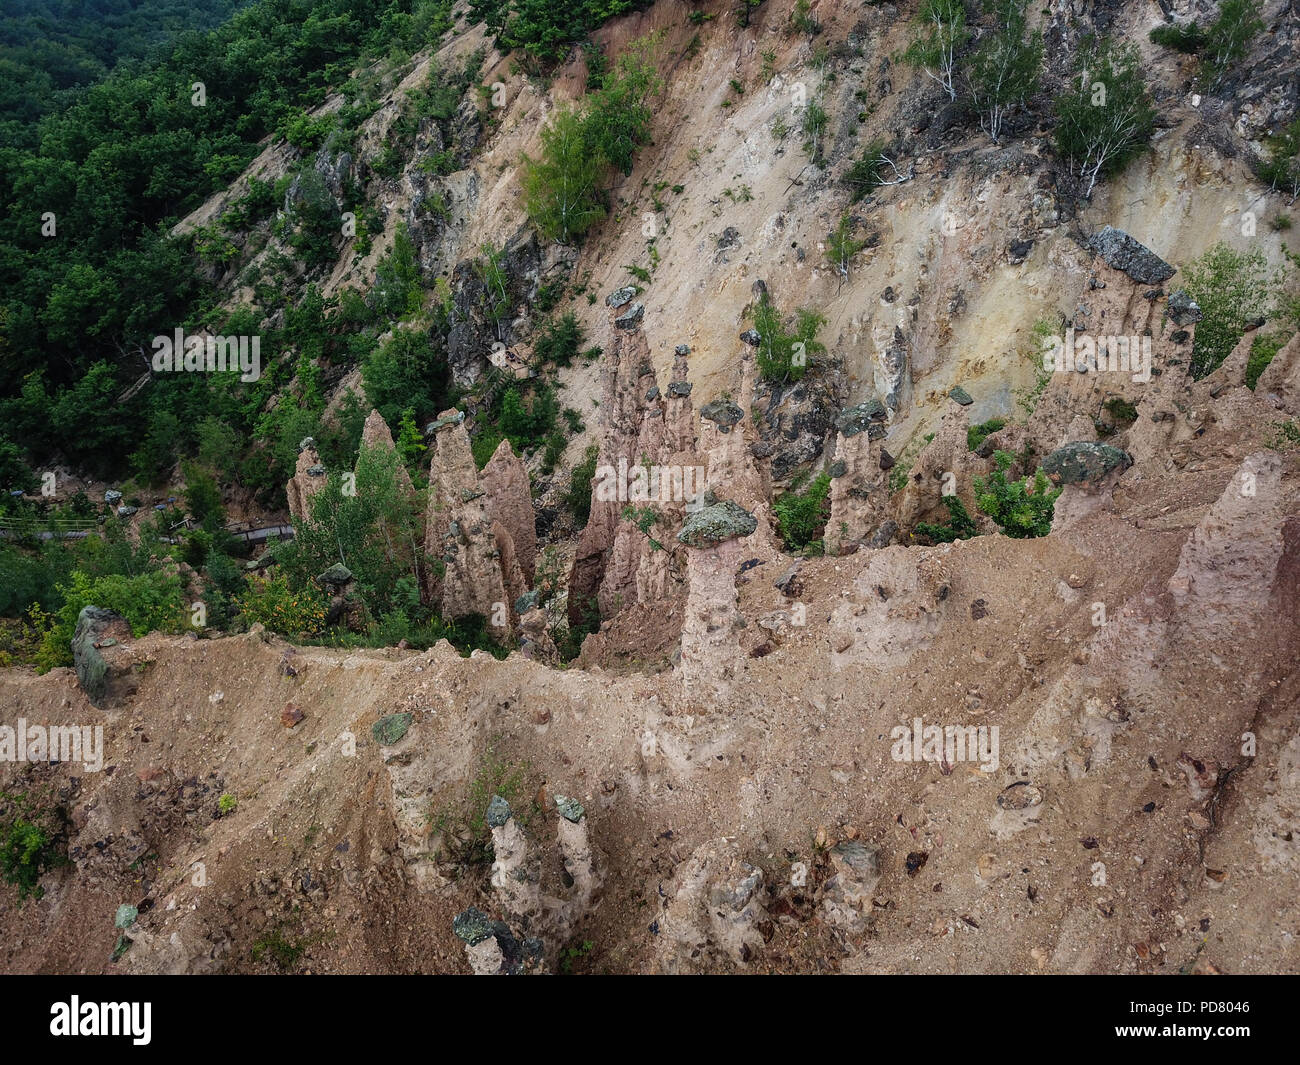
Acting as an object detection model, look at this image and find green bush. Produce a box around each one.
[1149,22,1205,54]
[35,569,186,672]
[533,312,584,367]
[567,444,600,525]
[751,295,826,384]
[1246,331,1292,390]
[967,417,1006,452]
[774,472,831,550]
[974,451,1060,538]
[0,800,65,902]
[914,494,977,544]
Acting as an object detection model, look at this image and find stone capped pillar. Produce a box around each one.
[676,500,758,702]
[825,400,887,555]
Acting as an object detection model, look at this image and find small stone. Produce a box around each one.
[371,712,413,746]
[997,782,1043,810]
[281,704,305,728]
[316,563,353,587]
[114,904,138,930]
[606,286,637,308]
[486,795,512,828]
[700,400,743,427]
[674,344,691,356]
[949,386,973,406]
[555,794,585,823]
[452,907,496,945]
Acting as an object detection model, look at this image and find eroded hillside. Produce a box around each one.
[2,0,1300,973]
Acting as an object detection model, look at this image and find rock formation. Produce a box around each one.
[424,411,522,641]
[286,436,327,522]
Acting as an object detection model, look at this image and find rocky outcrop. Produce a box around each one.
[452,793,599,973]
[825,400,888,555]
[567,298,702,646]
[677,501,757,701]
[653,838,768,973]
[72,606,129,705]
[480,439,536,585]
[424,411,516,641]
[894,396,977,533]
[286,437,327,523]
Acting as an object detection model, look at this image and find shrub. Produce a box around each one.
[35,569,186,672]
[974,451,1060,538]
[533,312,584,366]
[0,802,65,902]
[774,472,831,550]
[967,417,1006,452]
[236,573,328,639]
[914,494,977,543]
[843,139,890,202]
[1103,397,1138,427]
[751,295,826,383]
[1246,331,1292,389]
[1182,242,1275,378]
[567,444,600,525]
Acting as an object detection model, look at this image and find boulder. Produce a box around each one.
[1041,442,1133,484]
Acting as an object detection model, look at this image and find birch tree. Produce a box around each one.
[969,0,1041,143]
[1053,40,1155,198]
[904,0,970,102]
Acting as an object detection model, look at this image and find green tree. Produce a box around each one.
[904,0,969,102]
[1052,40,1155,198]
[1182,242,1276,378]
[969,0,1041,143]
[825,215,869,284]
[521,106,607,243]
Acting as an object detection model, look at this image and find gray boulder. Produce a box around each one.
[1041,442,1133,484]
[1089,227,1175,285]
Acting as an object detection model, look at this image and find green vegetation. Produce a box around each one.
[35,569,186,672]
[1052,39,1155,198]
[750,294,827,384]
[1148,0,1262,89]
[0,791,66,901]
[914,494,977,544]
[825,215,869,282]
[251,926,307,969]
[567,444,600,525]
[1102,397,1138,427]
[903,0,968,101]
[969,0,1041,143]
[1246,331,1293,390]
[1258,116,1300,201]
[218,793,238,816]
[1182,243,1276,379]
[974,451,1060,538]
[843,139,892,202]
[521,34,663,242]
[967,417,1006,452]
[773,472,831,551]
